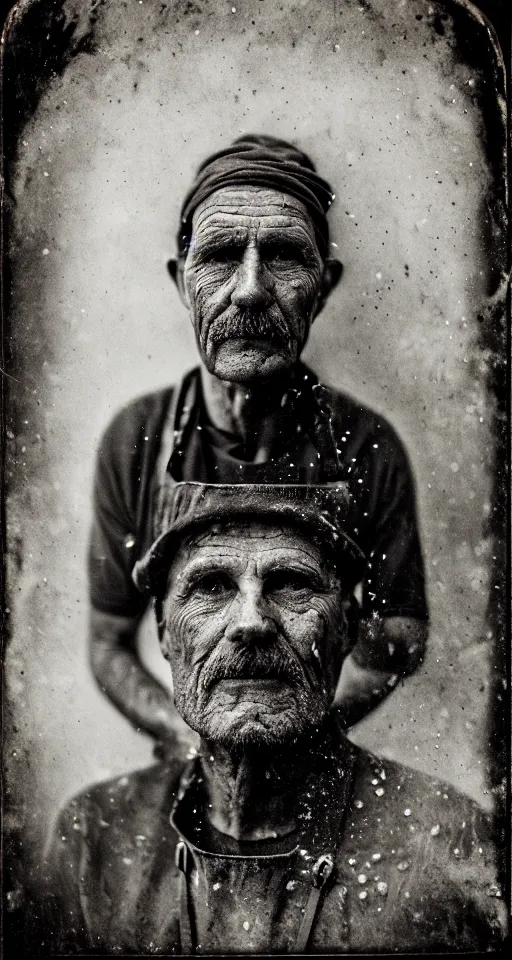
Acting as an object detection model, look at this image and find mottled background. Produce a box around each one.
[2,0,507,906]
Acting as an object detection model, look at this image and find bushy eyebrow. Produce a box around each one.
[191,229,319,265]
[173,554,240,590]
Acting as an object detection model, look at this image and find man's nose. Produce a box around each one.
[231,245,271,311]
[225,586,275,645]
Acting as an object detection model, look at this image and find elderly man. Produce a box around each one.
[89,134,429,748]
[45,482,503,954]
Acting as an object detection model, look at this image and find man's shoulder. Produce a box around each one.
[98,386,175,457]
[322,379,407,456]
[352,746,492,839]
[336,745,506,948]
[56,760,186,840]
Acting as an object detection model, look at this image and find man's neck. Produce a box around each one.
[199,724,340,843]
[200,365,298,462]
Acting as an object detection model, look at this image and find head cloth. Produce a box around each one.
[178,134,335,259]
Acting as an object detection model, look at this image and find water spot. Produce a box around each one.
[487,885,502,898]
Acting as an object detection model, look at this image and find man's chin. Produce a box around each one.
[191,687,325,751]
[208,340,297,382]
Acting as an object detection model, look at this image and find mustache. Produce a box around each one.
[200,643,305,692]
[206,306,295,349]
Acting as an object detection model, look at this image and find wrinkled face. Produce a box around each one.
[181,186,325,382]
[161,522,350,751]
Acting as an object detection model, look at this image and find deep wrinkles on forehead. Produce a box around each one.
[190,188,320,253]
[171,525,329,582]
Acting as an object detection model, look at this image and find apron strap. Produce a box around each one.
[175,840,196,955]
[293,854,335,953]
[152,369,200,540]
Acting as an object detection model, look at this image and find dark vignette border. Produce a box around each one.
[0,0,509,954]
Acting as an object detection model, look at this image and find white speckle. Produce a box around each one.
[372,853,381,861]
[348,858,356,865]
[358,874,367,884]
[375,787,385,797]
[43,171,49,177]
[371,778,379,786]
[194,29,199,35]
[430,824,440,836]
[359,890,368,900]
[122,857,132,865]
[42,248,50,256]
[404,808,411,817]
[355,800,364,809]
[377,881,388,895]
[212,882,221,891]
[397,861,409,872]
[286,880,296,890]
[376,272,382,280]
[243,920,250,931]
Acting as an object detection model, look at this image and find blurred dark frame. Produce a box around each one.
[0,0,509,954]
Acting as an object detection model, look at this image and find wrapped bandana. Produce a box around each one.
[178,134,335,259]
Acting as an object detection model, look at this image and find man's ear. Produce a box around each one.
[323,257,343,294]
[167,258,189,307]
[313,257,343,320]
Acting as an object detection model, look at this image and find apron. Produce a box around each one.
[150,364,345,544]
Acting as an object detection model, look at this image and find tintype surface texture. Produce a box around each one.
[2,0,507,938]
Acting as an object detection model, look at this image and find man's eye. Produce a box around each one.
[265,244,303,264]
[265,571,317,594]
[208,247,242,264]
[193,573,233,596]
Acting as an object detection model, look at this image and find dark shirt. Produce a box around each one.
[40,729,506,954]
[88,364,428,674]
